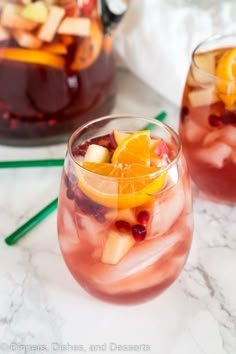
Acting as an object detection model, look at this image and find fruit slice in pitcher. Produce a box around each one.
[70,20,102,71]
[215,48,236,107]
[0,48,65,69]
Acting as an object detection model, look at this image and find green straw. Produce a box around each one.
[144,111,167,130]
[4,111,167,246]
[0,159,64,169]
[4,198,58,246]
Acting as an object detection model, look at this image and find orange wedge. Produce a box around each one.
[70,19,102,71]
[215,48,236,107]
[112,130,151,165]
[0,48,65,69]
[77,162,166,209]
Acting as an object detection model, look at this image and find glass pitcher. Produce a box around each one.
[0,0,128,145]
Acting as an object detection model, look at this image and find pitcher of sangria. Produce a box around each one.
[179,34,236,204]
[0,0,128,145]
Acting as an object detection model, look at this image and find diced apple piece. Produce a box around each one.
[84,144,110,163]
[188,87,220,107]
[13,29,43,49]
[101,230,135,265]
[0,24,10,41]
[113,130,129,145]
[38,6,65,42]
[21,1,48,23]
[191,52,215,85]
[43,42,67,54]
[57,17,90,36]
[106,208,137,224]
[1,4,39,31]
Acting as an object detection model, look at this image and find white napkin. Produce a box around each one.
[114,0,236,106]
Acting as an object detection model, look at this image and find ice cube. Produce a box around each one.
[183,119,206,143]
[221,125,236,147]
[75,213,108,247]
[149,180,186,237]
[203,129,221,146]
[195,142,232,168]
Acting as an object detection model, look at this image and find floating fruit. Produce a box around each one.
[0,48,65,69]
[21,1,48,23]
[101,229,135,265]
[38,6,65,42]
[83,144,110,163]
[112,130,151,165]
[58,17,90,36]
[77,162,166,208]
[1,4,39,31]
[70,20,102,71]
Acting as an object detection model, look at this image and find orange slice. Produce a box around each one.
[215,48,236,107]
[70,19,102,71]
[77,162,166,209]
[43,43,67,55]
[0,48,65,69]
[112,130,150,165]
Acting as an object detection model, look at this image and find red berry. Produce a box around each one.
[137,210,150,224]
[209,114,222,127]
[132,224,147,241]
[115,220,131,232]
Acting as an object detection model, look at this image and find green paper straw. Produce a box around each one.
[4,111,167,246]
[4,198,58,246]
[143,111,167,130]
[0,159,64,169]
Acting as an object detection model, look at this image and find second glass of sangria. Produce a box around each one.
[57,115,193,304]
[179,34,236,204]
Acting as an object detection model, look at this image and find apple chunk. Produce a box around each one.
[1,4,39,31]
[84,144,110,163]
[38,6,65,42]
[113,130,129,145]
[21,1,48,23]
[102,230,135,265]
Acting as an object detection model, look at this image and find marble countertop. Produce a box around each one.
[0,69,235,354]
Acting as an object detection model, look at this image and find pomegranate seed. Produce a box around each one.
[180,106,189,122]
[3,112,10,119]
[208,114,222,127]
[132,224,147,241]
[115,220,131,232]
[137,210,150,224]
[66,188,74,200]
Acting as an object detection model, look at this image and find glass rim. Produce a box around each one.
[67,114,181,181]
[192,33,236,84]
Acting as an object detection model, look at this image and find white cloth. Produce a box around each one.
[114,0,236,105]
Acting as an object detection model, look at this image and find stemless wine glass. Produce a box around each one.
[57,115,193,304]
[179,34,236,204]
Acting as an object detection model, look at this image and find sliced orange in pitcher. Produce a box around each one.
[77,162,166,209]
[70,19,102,71]
[215,48,236,107]
[0,48,65,69]
[112,130,151,165]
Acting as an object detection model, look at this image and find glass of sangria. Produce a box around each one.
[57,115,193,304]
[0,0,122,145]
[179,34,236,204]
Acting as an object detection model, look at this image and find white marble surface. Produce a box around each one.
[0,69,236,354]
